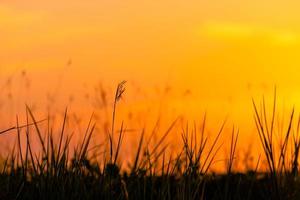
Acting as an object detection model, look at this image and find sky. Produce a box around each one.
[1,1,300,167]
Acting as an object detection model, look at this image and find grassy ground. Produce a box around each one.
[0,83,299,200]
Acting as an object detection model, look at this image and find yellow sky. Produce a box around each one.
[1,0,300,163]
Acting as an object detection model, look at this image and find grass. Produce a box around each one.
[0,83,300,199]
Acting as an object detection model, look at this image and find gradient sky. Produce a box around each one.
[1,1,300,162]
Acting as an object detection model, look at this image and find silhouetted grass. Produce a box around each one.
[0,83,300,200]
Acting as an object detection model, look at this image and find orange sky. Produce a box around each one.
[1,0,300,170]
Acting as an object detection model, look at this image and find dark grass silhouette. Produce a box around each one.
[0,83,300,200]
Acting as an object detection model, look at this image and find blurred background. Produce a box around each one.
[1,0,300,171]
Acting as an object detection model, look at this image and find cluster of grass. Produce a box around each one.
[1,83,300,200]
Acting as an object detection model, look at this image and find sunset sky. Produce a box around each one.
[1,0,300,154]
